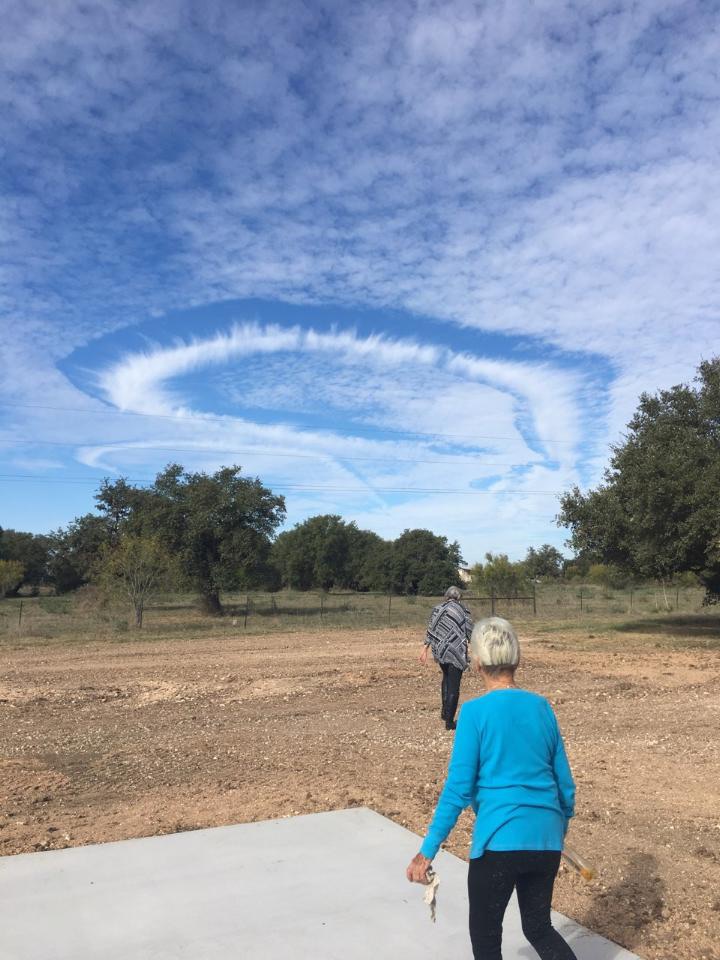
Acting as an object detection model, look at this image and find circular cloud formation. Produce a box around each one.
[57,320,591,561]
[97,322,584,456]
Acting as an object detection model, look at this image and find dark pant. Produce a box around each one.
[440,662,463,721]
[468,851,577,960]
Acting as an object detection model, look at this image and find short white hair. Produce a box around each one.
[444,586,462,601]
[470,617,520,672]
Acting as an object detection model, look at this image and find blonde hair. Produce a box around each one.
[470,617,520,672]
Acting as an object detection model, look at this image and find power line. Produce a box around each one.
[3,438,551,469]
[0,473,562,496]
[0,401,581,445]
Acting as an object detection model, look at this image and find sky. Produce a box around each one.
[1,0,719,563]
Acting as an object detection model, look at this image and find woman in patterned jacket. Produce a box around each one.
[420,586,473,730]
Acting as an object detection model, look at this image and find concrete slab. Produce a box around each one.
[0,807,641,959]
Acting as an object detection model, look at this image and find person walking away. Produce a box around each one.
[420,586,473,730]
[408,616,577,960]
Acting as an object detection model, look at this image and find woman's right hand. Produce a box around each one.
[406,852,433,884]
[419,646,429,665]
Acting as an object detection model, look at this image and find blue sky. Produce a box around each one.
[1,0,719,562]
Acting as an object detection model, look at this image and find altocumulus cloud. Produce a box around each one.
[79,321,586,558]
[1,0,719,555]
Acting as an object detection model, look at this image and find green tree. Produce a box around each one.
[94,477,145,544]
[272,515,357,591]
[559,358,720,599]
[523,544,565,580]
[471,553,528,596]
[273,518,465,595]
[97,536,174,627]
[0,528,51,593]
[351,530,393,592]
[47,514,112,593]
[0,559,25,598]
[119,464,286,614]
[391,529,462,595]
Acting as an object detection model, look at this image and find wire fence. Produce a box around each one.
[0,582,711,644]
[222,590,537,628]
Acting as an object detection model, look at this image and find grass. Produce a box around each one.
[0,583,714,649]
[610,612,720,649]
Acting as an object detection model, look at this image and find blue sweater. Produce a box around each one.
[420,689,575,860]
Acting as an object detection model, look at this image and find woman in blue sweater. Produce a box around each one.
[406,616,577,960]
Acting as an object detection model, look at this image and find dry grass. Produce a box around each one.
[0,582,710,649]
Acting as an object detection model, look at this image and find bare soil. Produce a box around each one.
[1,627,719,960]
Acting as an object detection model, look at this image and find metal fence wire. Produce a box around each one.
[0,583,708,638]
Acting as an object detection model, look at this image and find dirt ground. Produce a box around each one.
[1,626,719,960]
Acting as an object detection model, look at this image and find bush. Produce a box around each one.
[471,553,528,596]
[673,571,700,588]
[72,584,111,614]
[587,563,627,589]
[0,559,25,598]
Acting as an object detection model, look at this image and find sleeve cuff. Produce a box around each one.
[419,837,439,859]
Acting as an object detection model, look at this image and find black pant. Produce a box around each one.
[440,662,463,721]
[468,851,577,960]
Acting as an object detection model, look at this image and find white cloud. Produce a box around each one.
[96,322,581,458]
[2,0,719,553]
[67,322,581,560]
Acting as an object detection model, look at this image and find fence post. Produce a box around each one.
[387,593,392,624]
[491,588,496,617]
[532,584,537,616]
[18,600,23,629]
[320,594,325,620]
[243,595,249,628]
[629,588,633,612]
[579,589,583,613]
[676,587,679,610]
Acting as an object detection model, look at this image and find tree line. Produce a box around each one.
[0,464,466,623]
[2,356,718,621]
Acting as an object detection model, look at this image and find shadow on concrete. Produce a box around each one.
[581,852,665,953]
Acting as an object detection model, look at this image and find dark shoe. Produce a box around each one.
[445,720,456,731]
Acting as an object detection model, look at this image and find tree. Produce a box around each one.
[559,358,720,599]
[350,530,393,592]
[46,514,112,593]
[94,478,145,545]
[271,515,385,591]
[470,553,528,596]
[562,553,592,580]
[523,544,565,581]
[273,518,465,595]
[0,560,25,598]
[0,528,51,593]
[97,536,174,627]
[117,464,286,614]
[391,529,462,595]
[272,515,352,591]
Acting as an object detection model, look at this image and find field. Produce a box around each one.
[0,581,710,643]
[1,593,719,960]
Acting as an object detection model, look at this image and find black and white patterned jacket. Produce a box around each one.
[425,598,473,671]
